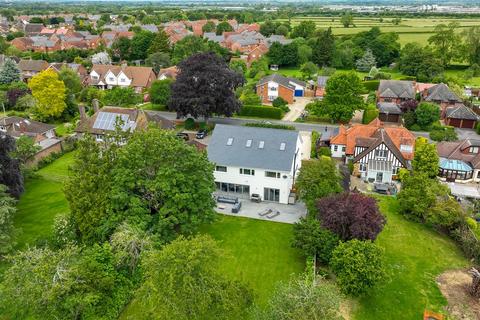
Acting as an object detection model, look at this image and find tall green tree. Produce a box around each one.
[412,138,440,178]
[216,21,233,35]
[291,21,316,39]
[462,26,480,65]
[0,58,20,84]
[399,43,443,82]
[149,79,172,105]
[428,22,461,67]
[312,27,335,67]
[330,239,386,296]
[146,52,171,73]
[10,135,40,164]
[59,67,82,118]
[414,102,440,129]
[0,184,16,254]
[356,49,376,72]
[148,29,170,55]
[28,69,66,120]
[340,11,354,28]
[111,36,132,61]
[202,21,216,33]
[296,157,342,212]
[321,71,365,123]
[138,235,253,319]
[171,35,208,64]
[130,30,155,60]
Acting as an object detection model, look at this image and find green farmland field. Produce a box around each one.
[275,16,480,46]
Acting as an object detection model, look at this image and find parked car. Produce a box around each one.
[250,193,261,203]
[232,201,242,213]
[196,129,208,139]
[176,132,189,141]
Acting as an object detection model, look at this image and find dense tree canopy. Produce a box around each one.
[317,192,386,241]
[330,240,386,296]
[28,69,66,120]
[0,58,20,84]
[296,157,342,212]
[216,21,233,35]
[149,79,172,105]
[291,21,316,39]
[0,134,23,198]
[428,22,461,67]
[137,235,253,320]
[169,52,244,120]
[311,27,335,67]
[399,43,443,82]
[0,184,16,254]
[412,138,439,178]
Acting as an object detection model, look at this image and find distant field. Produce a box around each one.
[275,16,480,46]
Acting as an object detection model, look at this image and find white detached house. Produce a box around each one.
[207,124,303,204]
[88,64,157,93]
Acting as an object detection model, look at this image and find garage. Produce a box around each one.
[445,105,479,129]
[294,89,304,97]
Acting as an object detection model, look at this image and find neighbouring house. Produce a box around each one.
[256,74,306,104]
[17,59,49,81]
[22,23,44,36]
[437,139,480,182]
[88,64,157,93]
[75,106,175,142]
[48,62,88,81]
[315,76,329,98]
[0,116,62,164]
[377,80,416,104]
[158,66,178,80]
[207,124,303,204]
[330,118,415,183]
[421,83,463,118]
[377,102,402,123]
[444,104,480,129]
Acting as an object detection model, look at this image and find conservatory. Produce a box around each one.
[438,157,474,182]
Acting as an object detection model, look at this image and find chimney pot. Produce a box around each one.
[78,105,86,119]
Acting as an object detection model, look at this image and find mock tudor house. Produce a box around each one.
[75,106,175,142]
[88,64,156,93]
[207,124,303,204]
[437,139,480,182]
[330,119,415,183]
[256,74,306,104]
[377,80,416,104]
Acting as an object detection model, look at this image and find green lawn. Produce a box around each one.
[119,215,305,319]
[354,197,469,320]
[13,152,74,248]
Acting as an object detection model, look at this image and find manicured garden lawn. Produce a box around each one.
[13,152,74,248]
[354,197,469,320]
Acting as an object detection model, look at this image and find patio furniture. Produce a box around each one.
[266,210,280,219]
[232,201,242,213]
[216,195,239,204]
[259,209,272,216]
[217,204,226,210]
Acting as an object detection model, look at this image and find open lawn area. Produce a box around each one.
[354,197,469,320]
[14,152,74,248]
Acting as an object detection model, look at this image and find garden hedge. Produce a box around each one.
[239,106,283,119]
[363,80,380,92]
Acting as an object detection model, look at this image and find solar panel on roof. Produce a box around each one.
[93,112,130,131]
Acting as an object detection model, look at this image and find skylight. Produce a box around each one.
[259,141,264,149]
[280,142,286,151]
[227,138,233,146]
[246,139,252,147]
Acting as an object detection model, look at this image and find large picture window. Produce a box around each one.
[240,168,255,175]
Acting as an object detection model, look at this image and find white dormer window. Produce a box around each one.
[109,77,114,81]
[400,145,413,153]
[471,147,479,154]
[246,139,252,147]
[120,78,126,83]
[227,138,233,146]
[92,75,98,80]
[259,141,264,149]
[280,142,286,151]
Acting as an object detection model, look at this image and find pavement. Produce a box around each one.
[299,131,312,160]
[282,97,313,122]
[455,128,480,140]
[215,199,307,224]
[148,110,340,134]
[445,182,480,199]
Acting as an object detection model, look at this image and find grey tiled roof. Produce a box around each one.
[266,35,292,45]
[256,74,306,91]
[445,104,479,120]
[377,102,402,114]
[207,124,299,172]
[204,32,224,43]
[425,83,462,102]
[378,80,415,99]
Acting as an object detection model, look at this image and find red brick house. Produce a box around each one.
[256,74,306,104]
[377,80,416,104]
[421,83,463,118]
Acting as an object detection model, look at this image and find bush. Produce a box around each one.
[317,192,386,241]
[363,80,380,92]
[415,102,440,129]
[150,79,172,105]
[373,72,391,80]
[238,106,283,119]
[311,131,320,158]
[272,97,288,108]
[318,147,331,157]
[451,225,480,264]
[429,126,458,142]
[330,239,386,296]
[184,117,195,130]
[292,217,340,264]
[467,217,478,230]
[244,122,295,130]
[362,105,379,124]
[400,76,416,81]
[476,122,480,135]
[409,124,422,131]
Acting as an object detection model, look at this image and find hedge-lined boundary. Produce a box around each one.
[239,106,283,119]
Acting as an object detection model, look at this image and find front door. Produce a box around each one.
[375,172,383,183]
[264,188,280,202]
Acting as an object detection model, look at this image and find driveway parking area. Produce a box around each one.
[215,198,307,224]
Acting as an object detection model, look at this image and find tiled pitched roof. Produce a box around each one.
[425,83,462,102]
[0,116,54,136]
[377,102,402,114]
[378,80,415,100]
[445,104,479,120]
[256,74,306,91]
[330,118,415,160]
[18,59,49,72]
[90,64,155,88]
[437,139,480,169]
